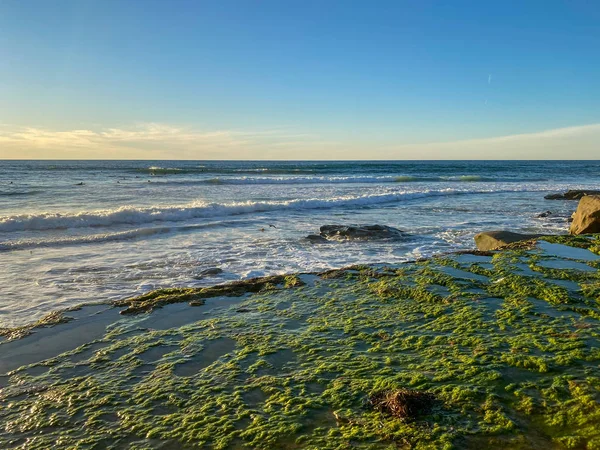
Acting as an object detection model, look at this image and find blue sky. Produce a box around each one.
[1,0,599,159]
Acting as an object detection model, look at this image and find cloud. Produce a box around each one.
[0,123,329,159]
[382,123,600,160]
[0,122,599,160]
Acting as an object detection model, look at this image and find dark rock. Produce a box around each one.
[198,268,224,277]
[319,224,405,241]
[305,234,329,243]
[569,195,600,235]
[474,231,543,251]
[544,190,600,200]
[537,210,553,218]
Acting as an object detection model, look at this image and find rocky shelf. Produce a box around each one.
[1,234,600,449]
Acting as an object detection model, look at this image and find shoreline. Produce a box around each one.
[0,232,565,341]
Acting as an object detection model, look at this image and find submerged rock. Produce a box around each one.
[199,268,224,277]
[537,210,553,218]
[544,189,600,200]
[305,234,329,243]
[570,195,600,235]
[474,230,542,251]
[318,224,405,241]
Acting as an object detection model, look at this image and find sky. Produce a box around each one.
[0,0,599,160]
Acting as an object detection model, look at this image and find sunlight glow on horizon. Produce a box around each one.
[1,122,599,160]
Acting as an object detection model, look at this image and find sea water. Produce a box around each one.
[0,160,597,327]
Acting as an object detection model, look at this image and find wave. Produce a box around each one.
[131,166,317,175]
[0,190,42,197]
[0,187,543,233]
[0,228,169,251]
[156,175,547,186]
[0,220,254,251]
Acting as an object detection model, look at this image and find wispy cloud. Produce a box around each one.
[0,122,598,160]
[0,123,329,159]
[383,123,600,160]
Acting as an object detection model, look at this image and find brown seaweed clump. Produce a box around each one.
[368,389,436,420]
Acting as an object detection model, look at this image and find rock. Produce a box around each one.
[198,268,223,277]
[474,231,543,251]
[319,224,405,240]
[537,210,553,218]
[544,190,600,200]
[569,195,600,235]
[305,234,329,243]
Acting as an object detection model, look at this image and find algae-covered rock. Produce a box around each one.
[474,230,542,251]
[570,195,600,235]
[3,234,600,449]
[544,189,600,200]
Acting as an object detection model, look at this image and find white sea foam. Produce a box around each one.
[0,187,543,233]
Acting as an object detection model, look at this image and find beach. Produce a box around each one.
[1,160,600,448]
[0,160,596,328]
[1,234,599,448]
[3,0,599,446]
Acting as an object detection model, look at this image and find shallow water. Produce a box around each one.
[1,160,597,327]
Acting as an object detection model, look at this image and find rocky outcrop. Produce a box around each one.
[544,190,600,200]
[569,195,600,235]
[306,224,405,242]
[474,231,543,251]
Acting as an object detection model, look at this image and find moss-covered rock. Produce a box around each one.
[1,235,600,449]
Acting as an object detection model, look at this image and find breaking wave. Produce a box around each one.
[0,220,255,251]
[0,187,542,233]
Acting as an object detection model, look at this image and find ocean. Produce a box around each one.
[0,160,597,328]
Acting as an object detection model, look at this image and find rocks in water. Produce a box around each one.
[537,210,553,218]
[308,224,405,242]
[544,190,600,200]
[196,268,224,278]
[305,234,329,244]
[474,230,543,251]
[569,195,600,235]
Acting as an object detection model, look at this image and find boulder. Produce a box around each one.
[569,195,600,235]
[319,224,405,241]
[474,231,542,251]
[544,190,600,200]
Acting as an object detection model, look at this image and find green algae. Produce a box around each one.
[0,310,75,341]
[1,235,600,449]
